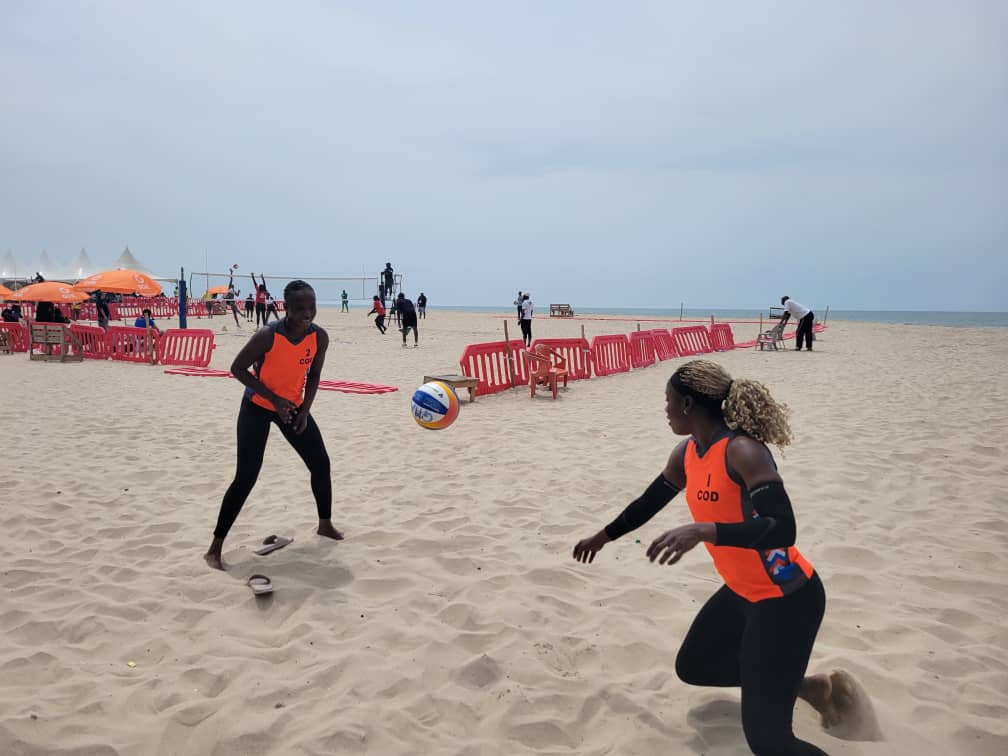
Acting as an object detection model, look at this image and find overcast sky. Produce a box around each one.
[2,1,1005,309]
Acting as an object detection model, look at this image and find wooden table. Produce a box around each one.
[424,374,479,402]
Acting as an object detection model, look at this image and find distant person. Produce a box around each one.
[514,291,524,322]
[1,305,17,323]
[134,308,161,334]
[203,289,214,318]
[33,272,45,284]
[417,292,427,319]
[340,289,349,313]
[266,292,280,322]
[244,293,254,322]
[35,301,55,322]
[225,275,242,329]
[94,291,111,331]
[397,293,419,348]
[251,273,269,327]
[779,296,815,352]
[520,294,533,347]
[368,295,387,334]
[383,262,395,297]
[50,305,70,324]
[71,299,82,321]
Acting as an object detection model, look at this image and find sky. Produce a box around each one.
[1,1,1005,310]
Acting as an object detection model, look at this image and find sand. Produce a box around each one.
[1,309,1006,755]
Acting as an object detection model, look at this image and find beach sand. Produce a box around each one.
[1,310,1006,755]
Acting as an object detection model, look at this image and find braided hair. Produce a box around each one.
[670,360,793,447]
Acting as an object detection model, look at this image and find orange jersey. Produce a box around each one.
[684,432,813,601]
[248,321,318,411]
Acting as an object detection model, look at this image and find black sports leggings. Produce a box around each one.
[255,302,267,327]
[213,398,332,539]
[676,573,827,756]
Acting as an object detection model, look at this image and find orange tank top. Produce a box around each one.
[248,322,318,411]
[684,432,814,602]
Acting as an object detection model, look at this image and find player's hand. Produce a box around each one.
[646,524,702,565]
[273,397,296,424]
[572,530,610,564]
[292,410,309,435]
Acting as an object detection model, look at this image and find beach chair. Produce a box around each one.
[526,343,569,399]
[29,323,84,363]
[755,322,786,351]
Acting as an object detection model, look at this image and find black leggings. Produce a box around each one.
[676,573,827,756]
[519,318,532,346]
[213,398,332,539]
[255,302,267,327]
[796,312,815,350]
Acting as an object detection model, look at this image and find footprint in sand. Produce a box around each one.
[454,653,501,689]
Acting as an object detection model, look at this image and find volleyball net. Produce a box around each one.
[187,272,404,305]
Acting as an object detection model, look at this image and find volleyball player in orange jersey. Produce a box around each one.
[205,280,343,571]
[574,360,874,754]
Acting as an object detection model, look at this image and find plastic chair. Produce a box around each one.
[526,343,569,399]
[755,322,786,351]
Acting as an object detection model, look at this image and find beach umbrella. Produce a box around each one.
[204,285,229,296]
[0,284,14,301]
[74,269,163,296]
[8,281,89,303]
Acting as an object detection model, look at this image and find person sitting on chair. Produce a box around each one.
[779,296,815,352]
[134,308,161,334]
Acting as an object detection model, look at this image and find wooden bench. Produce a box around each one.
[549,304,575,318]
[424,373,479,403]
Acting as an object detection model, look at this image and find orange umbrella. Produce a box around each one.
[204,285,229,296]
[0,284,14,301]
[75,269,163,296]
[8,281,90,303]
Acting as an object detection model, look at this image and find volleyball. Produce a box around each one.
[411,381,460,430]
[232,263,239,270]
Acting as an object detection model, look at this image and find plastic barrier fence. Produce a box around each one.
[590,334,631,376]
[157,329,216,368]
[106,326,159,363]
[69,324,110,359]
[629,330,656,369]
[650,329,678,361]
[460,340,529,396]
[671,326,714,356]
[709,323,735,351]
[528,338,592,380]
[0,322,28,352]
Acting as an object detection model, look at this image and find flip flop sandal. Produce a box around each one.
[254,535,293,556]
[247,574,273,595]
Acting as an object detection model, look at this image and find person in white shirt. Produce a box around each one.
[520,294,533,347]
[779,296,815,351]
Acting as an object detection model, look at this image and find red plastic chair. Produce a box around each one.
[526,343,569,399]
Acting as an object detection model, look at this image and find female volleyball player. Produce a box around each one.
[205,280,342,571]
[573,360,871,754]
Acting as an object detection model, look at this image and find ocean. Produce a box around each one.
[322,304,1008,328]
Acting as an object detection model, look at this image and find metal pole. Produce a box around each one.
[503,320,515,388]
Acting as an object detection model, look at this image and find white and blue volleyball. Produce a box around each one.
[411,381,460,430]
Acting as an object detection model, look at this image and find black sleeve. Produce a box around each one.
[604,475,681,540]
[714,481,796,549]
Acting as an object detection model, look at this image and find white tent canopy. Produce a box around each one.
[69,248,96,279]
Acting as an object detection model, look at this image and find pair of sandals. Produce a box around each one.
[247,534,292,595]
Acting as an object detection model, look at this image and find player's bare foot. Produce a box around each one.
[800,670,883,741]
[204,537,226,570]
[317,520,344,540]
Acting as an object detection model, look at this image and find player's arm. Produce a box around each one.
[300,328,328,418]
[715,436,795,549]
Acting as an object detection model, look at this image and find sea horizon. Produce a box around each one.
[317,304,1008,328]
